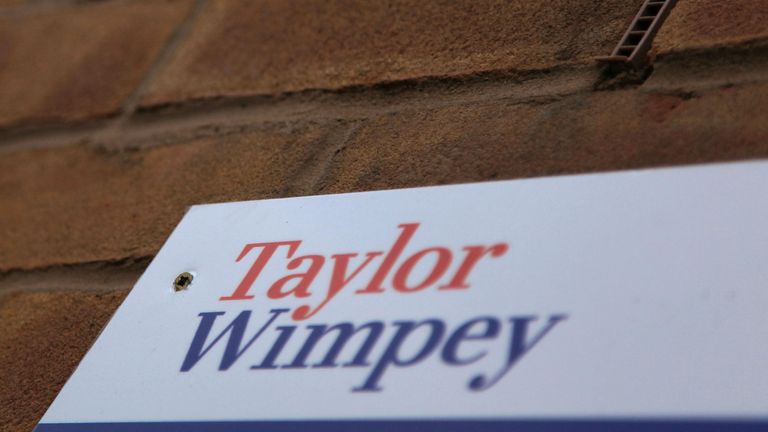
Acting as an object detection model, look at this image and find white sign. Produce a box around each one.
[36,161,768,431]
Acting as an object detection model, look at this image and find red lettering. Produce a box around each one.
[393,247,452,292]
[356,223,420,294]
[439,243,509,290]
[220,225,510,322]
[293,252,382,321]
[267,254,325,299]
[220,241,301,301]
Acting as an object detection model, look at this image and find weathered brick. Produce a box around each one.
[318,81,768,193]
[656,0,768,53]
[0,289,127,432]
[141,0,638,106]
[0,0,192,130]
[0,122,342,271]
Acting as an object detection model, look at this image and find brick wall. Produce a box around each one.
[1,1,767,430]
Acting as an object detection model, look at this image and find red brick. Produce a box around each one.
[0,290,127,432]
[656,0,768,53]
[0,0,192,129]
[318,81,768,193]
[141,0,638,106]
[0,122,342,271]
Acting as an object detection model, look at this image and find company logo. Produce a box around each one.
[180,223,567,392]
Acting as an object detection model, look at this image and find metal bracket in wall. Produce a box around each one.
[596,0,678,69]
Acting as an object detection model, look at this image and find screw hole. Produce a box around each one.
[173,272,194,292]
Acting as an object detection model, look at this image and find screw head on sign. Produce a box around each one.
[173,272,194,292]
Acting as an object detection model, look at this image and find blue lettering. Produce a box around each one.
[353,319,445,392]
[469,314,568,391]
[180,308,288,371]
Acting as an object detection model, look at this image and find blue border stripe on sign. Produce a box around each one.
[34,419,768,432]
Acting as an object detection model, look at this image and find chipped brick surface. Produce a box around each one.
[0,0,191,129]
[0,123,342,271]
[318,82,768,193]
[141,0,637,106]
[656,0,768,53]
[0,290,127,432]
